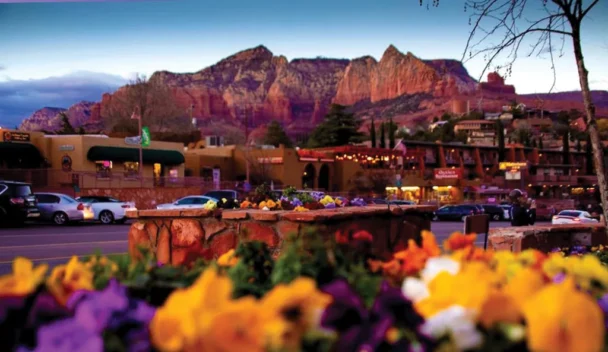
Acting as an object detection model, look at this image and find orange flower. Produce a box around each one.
[421,231,441,257]
[443,232,477,251]
[452,246,494,263]
[367,259,384,273]
[240,200,252,209]
[478,291,521,328]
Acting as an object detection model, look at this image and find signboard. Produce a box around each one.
[59,144,74,151]
[434,168,462,180]
[212,168,220,189]
[499,162,527,170]
[257,157,283,164]
[3,131,30,142]
[142,127,151,147]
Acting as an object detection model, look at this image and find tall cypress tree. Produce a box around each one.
[379,122,386,149]
[370,118,377,148]
[496,120,505,161]
[388,117,396,149]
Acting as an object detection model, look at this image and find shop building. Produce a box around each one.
[0,129,185,189]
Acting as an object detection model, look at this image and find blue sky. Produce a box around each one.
[1,0,607,127]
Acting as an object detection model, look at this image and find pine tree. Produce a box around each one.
[370,118,377,148]
[58,112,76,134]
[307,104,364,148]
[263,121,293,147]
[379,122,386,149]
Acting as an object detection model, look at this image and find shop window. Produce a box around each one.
[169,168,179,183]
[96,161,112,178]
[124,162,139,178]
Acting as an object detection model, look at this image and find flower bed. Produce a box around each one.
[2,229,608,351]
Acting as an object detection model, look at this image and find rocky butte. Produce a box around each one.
[19,44,608,133]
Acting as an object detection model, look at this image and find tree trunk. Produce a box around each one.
[572,29,608,233]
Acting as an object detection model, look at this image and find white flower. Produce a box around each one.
[420,257,460,283]
[420,305,482,351]
[402,278,429,303]
[262,206,270,211]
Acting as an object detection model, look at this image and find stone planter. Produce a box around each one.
[126,205,436,267]
[488,223,608,252]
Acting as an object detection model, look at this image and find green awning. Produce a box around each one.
[0,142,44,166]
[87,146,185,165]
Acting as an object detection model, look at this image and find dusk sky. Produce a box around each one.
[1,0,607,127]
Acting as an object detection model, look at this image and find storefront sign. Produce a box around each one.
[299,157,318,162]
[59,144,74,151]
[61,155,73,172]
[499,162,527,170]
[257,157,283,164]
[3,131,30,142]
[434,168,462,180]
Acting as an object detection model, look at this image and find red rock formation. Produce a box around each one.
[478,72,516,96]
[333,56,377,105]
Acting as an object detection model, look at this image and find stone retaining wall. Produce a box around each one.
[126,205,436,266]
[488,223,608,252]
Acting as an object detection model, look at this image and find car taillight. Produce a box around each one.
[10,197,25,205]
[77,203,84,210]
[573,218,580,222]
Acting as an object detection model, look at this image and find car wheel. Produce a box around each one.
[53,212,69,225]
[461,215,467,222]
[99,210,114,224]
[492,214,501,221]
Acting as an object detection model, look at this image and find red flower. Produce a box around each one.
[353,230,373,242]
[335,230,349,244]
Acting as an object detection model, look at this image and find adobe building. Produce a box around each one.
[0,128,185,189]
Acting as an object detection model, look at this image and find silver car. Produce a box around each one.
[35,193,94,225]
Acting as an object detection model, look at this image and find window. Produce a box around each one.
[96,161,112,178]
[36,194,60,204]
[13,185,32,197]
[0,185,7,195]
[60,195,77,203]
[176,197,195,205]
[124,162,139,178]
[191,197,207,205]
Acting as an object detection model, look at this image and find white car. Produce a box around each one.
[76,196,136,224]
[551,210,599,225]
[156,196,218,210]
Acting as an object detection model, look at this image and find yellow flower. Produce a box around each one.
[217,249,239,267]
[0,257,47,296]
[261,278,332,349]
[319,195,334,205]
[569,255,608,290]
[502,267,546,311]
[200,297,267,352]
[266,200,277,209]
[416,262,499,318]
[85,255,118,273]
[258,201,267,209]
[203,200,217,210]
[542,253,572,279]
[294,206,309,212]
[335,198,342,206]
[46,256,93,305]
[150,268,234,351]
[221,198,227,203]
[522,278,604,352]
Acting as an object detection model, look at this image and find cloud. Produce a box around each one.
[0,65,5,72]
[0,71,127,128]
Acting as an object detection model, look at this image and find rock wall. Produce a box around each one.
[488,223,607,252]
[126,205,436,266]
[79,187,203,210]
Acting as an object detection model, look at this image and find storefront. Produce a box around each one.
[0,130,46,169]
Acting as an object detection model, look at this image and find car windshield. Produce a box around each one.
[559,211,581,217]
[13,185,32,197]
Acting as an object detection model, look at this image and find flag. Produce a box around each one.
[131,111,140,120]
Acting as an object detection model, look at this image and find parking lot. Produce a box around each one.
[0,219,542,275]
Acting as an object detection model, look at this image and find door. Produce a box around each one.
[36,194,60,220]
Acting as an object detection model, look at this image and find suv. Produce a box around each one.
[433,204,483,222]
[0,181,40,226]
[479,204,505,221]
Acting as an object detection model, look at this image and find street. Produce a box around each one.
[0,220,530,275]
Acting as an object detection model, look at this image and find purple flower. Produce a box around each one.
[553,272,567,284]
[321,279,431,352]
[27,318,104,352]
[598,294,608,329]
[325,202,337,209]
[570,246,588,255]
[336,197,349,207]
[351,198,367,207]
[290,198,303,207]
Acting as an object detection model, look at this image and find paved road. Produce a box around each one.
[0,220,548,275]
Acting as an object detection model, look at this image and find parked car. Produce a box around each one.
[75,196,136,224]
[433,204,483,222]
[479,204,505,221]
[551,210,599,225]
[35,192,94,225]
[536,204,557,220]
[0,181,40,226]
[156,196,218,210]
